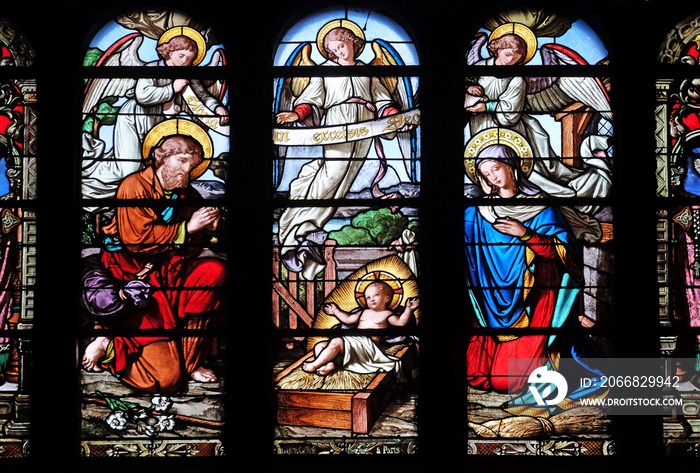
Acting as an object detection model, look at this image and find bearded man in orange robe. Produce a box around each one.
[81,133,226,394]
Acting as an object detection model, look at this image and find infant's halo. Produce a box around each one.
[354,271,403,311]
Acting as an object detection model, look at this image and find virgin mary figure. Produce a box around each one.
[464,129,586,394]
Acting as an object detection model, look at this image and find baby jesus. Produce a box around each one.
[302,281,420,377]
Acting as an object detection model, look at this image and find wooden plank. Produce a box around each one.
[353,345,414,434]
[306,279,315,318]
[277,407,352,430]
[351,371,395,434]
[278,391,353,411]
[288,270,298,329]
[272,248,280,328]
[351,391,373,434]
[332,247,398,271]
[274,351,313,382]
[324,240,337,297]
[553,101,592,167]
[272,277,314,327]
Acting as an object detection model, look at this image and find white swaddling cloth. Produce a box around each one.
[341,336,405,382]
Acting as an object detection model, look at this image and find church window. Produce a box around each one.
[655,12,700,455]
[271,6,421,454]
[78,8,229,458]
[0,16,35,459]
[464,7,616,456]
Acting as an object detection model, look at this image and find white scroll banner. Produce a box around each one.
[273,108,420,146]
[182,85,230,136]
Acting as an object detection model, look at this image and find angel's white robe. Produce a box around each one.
[278,61,396,263]
[82,61,224,201]
[469,57,612,216]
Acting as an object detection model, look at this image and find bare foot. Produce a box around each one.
[190,366,217,383]
[82,336,111,372]
[302,360,335,376]
[302,360,318,373]
[315,362,336,376]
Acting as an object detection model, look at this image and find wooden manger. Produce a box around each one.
[273,246,420,434]
[275,343,416,434]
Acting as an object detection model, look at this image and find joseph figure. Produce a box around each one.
[81,122,226,394]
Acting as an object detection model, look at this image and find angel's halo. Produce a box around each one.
[315,19,366,59]
[488,22,537,65]
[158,26,207,66]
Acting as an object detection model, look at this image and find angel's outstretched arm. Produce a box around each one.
[276,111,300,124]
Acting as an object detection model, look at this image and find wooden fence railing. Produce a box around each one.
[271,240,337,329]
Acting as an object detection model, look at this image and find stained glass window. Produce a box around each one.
[0,16,35,459]
[0,1,684,469]
[78,8,229,457]
[271,6,421,454]
[656,12,700,455]
[464,7,616,456]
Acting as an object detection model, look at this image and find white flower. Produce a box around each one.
[150,395,173,413]
[155,415,176,432]
[137,421,156,437]
[105,411,128,431]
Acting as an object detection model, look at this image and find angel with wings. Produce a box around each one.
[82,26,228,201]
[465,22,613,224]
[274,19,417,279]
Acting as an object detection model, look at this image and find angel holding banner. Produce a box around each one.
[274,19,418,279]
[82,24,228,202]
[465,13,613,232]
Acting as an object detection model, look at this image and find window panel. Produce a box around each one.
[464,7,615,456]
[0,17,35,457]
[273,8,418,67]
[468,14,608,67]
[273,204,419,326]
[0,334,31,458]
[79,8,229,458]
[656,13,700,453]
[271,5,421,455]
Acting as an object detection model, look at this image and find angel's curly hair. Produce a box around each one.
[486,33,526,59]
[324,27,364,61]
[156,35,198,61]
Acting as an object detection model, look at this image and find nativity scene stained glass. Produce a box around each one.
[78,8,229,457]
[655,12,700,455]
[271,6,420,454]
[0,17,36,459]
[463,8,616,456]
